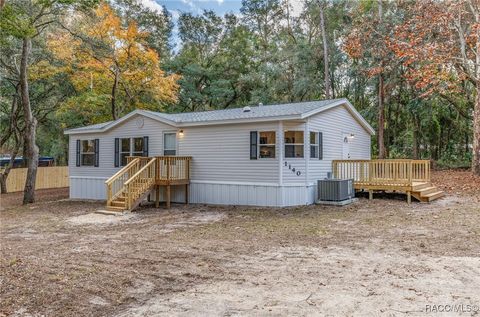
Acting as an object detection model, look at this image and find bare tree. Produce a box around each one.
[19,38,39,203]
[377,0,386,159]
[318,0,331,99]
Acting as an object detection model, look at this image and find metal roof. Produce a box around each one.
[144,99,341,123]
[64,99,375,135]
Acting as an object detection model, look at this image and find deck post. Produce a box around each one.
[166,185,171,209]
[155,185,160,208]
[407,191,411,204]
[185,184,189,204]
[369,190,373,200]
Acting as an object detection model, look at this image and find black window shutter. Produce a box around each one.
[76,140,80,167]
[143,136,149,157]
[250,131,258,160]
[114,138,119,167]
[94,139,99,167]
[318,132,323,160]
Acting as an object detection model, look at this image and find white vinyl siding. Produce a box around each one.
[178,122,279,183]
[69,114,173,178]
[307,105,371,183]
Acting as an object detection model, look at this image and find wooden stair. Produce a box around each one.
[411,182,445,202]
[105,157,157,212]
[106,185,153,212]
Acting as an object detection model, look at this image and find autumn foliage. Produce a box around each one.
[49,3,180,123]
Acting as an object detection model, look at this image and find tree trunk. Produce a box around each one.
[111,66,119,120]
[472,2,480,175]
[473,80,480,175]
[377,73,386,158]
[319,2,331,99]
[20,37,39,204]
[0,150,19,194]
[413,115,420,159]
[377,0,386,159]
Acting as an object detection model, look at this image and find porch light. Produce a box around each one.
[179,130,184,136]
[349,133,355,139]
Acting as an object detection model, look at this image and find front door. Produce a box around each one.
[163,132,177,156]
[342,133,351,159]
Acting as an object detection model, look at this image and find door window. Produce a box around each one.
[164,133,177,155]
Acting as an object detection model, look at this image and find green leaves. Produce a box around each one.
[0,3,36,38]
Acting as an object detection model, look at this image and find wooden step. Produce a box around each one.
[105,205,127,212]
[417,186,438,196]
[412,182,431,191]
[110,200,126,208]
[422,190,445,202]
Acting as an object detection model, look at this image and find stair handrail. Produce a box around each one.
[124,158,157,210]
[106,158,139,185]
[124,158,156,186]
[106,158,140,205]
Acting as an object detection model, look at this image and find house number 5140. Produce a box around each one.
[284,161,301,176]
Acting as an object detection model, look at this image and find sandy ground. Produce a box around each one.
[0,171,479,316]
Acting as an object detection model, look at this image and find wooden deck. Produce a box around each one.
[105,156,191,211]
[332,159,444,203]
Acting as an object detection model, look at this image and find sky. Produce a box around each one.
[158,0,243,17]
[138,0,304,51]
[138,0,243,50]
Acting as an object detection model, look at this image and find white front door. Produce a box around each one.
[163,132,177,156]
[342,133,351,159]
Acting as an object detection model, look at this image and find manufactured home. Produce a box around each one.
[65,98,376,210]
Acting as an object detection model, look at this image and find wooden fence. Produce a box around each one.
[3,166,69,193]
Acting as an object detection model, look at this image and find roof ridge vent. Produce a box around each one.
[243,106,251,112]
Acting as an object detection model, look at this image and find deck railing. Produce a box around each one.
[156,156,191,183]
[106,158,143,205]
[106,156,192,208]
[332,159,430,187]
[124,158,157,210]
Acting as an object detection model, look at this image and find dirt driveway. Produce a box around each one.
[1,171,479,316]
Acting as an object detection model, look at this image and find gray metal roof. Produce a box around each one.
[64,98,375,135]
[67,121,113,131]
[145,99,342,123]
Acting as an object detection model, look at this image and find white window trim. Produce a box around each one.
[119,137,144,166]
[309,131,320,160]
[284,130,305,159]
[80,139,95,166]
[163,131,177,156]
[257,130,276,160]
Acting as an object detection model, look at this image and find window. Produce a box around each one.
[259,131,276,158]
[310,132,319,158]
[132,138,144,156]
[309,132,323,160]
[81,140,95,166]
[164,132,176,155]
[284,131,304,158]
[119,137,145,166]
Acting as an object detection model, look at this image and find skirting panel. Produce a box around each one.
[189,182,282,206]
[70,177,108,200]
[69,177,317,207]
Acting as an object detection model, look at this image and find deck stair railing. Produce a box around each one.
[106,156,192,211]
[332,159,430,187]
[106,157,144,205]
[124,158,157,210]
